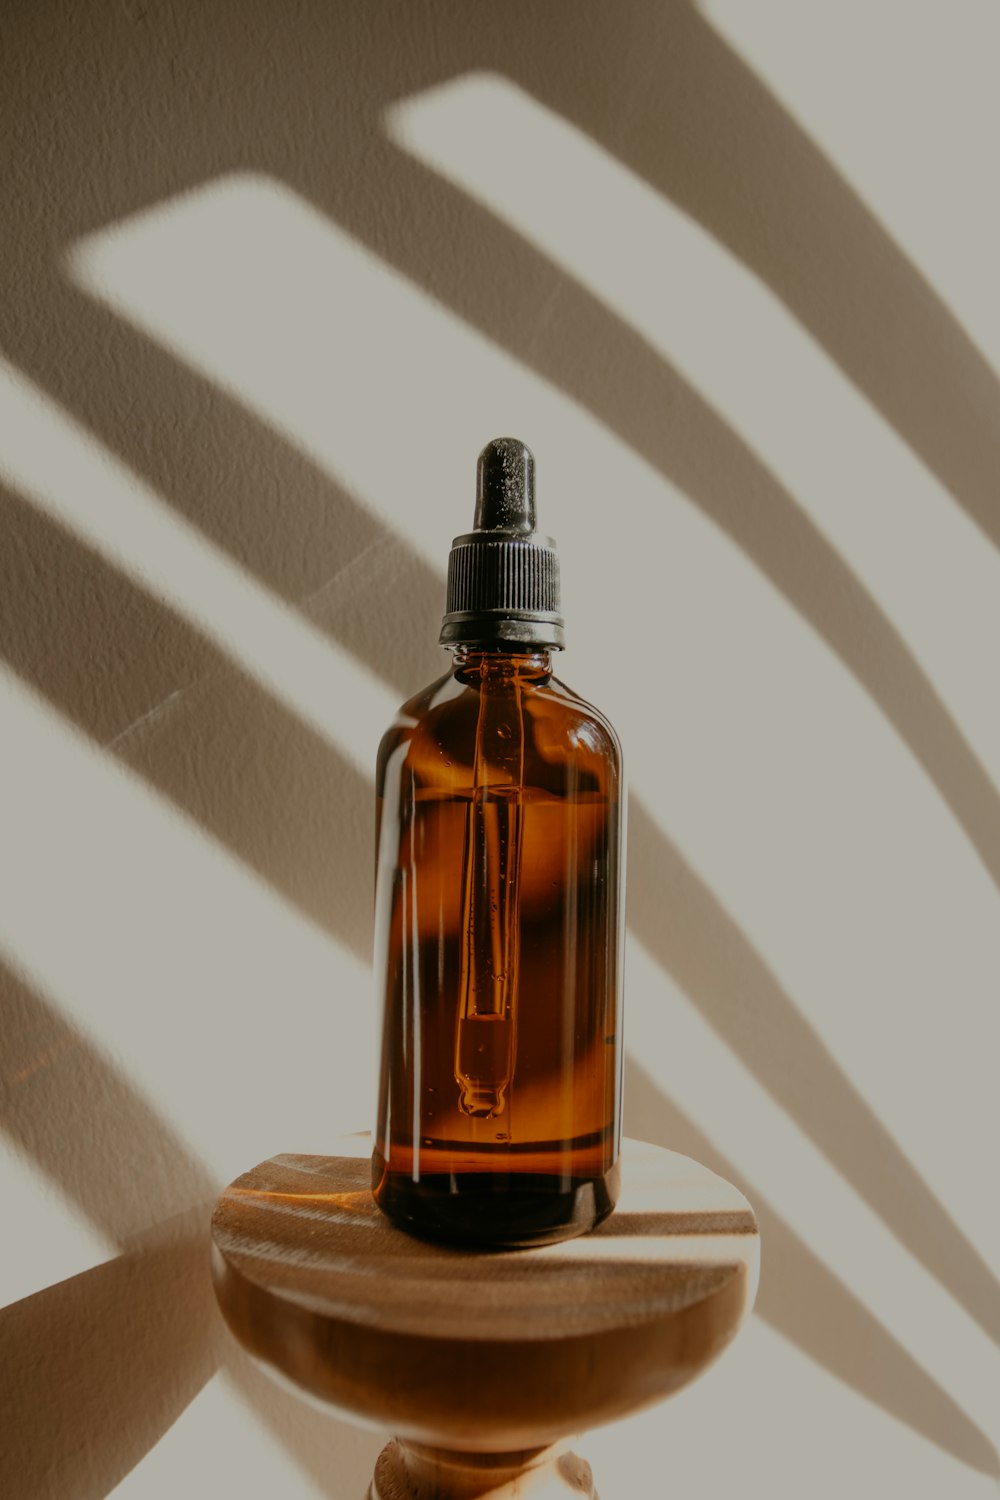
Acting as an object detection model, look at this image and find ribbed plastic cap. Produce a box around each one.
[439,438,565,650]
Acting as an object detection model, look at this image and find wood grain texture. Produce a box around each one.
[211,1137,759,1454]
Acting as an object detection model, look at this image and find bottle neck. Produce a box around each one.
[452,646,554,684]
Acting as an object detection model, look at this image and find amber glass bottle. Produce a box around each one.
[371,439,624,1247]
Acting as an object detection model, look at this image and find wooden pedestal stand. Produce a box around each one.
[211,1138,759,1499]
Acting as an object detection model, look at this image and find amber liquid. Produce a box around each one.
[372,651,623,1247]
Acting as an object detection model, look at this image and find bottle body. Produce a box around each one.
[372,650,624,1247]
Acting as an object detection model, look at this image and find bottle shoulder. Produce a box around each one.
[375,666,467,780]
[376,664,622,795]
[543,673,624,769]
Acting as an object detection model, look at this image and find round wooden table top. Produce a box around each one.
[211,1137,759,1454]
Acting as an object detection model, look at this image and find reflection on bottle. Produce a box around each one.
[455,661,524,1118]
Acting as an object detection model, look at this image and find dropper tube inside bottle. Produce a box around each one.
[455,654,525,1119]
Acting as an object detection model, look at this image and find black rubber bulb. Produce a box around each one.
[474,438,536,533]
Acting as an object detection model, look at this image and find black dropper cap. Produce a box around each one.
[439,438,565,650]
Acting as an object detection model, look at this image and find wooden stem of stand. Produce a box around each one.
[370,1439,596,1499]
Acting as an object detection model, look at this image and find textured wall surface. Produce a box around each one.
[1,3,999,1496]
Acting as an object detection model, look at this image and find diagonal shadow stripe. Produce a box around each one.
[7,474,1000,1446]
[4,481,999,1414]
[0,0,996,1455]
[0,286,444,703]
[4,2,999,903]
[0,1233,221,1500]
[0,482,377,954]
[11,0,999,579]
[498,0,1000,555]
[314,138,1000,904]
[19,232,1000,1362]
[628,795,1000,1349]
[11,168,1000,925]
[344,5,1000,579]
[2,958,994,1485]
[625,1055,1000,1478]
[0,959,383,1499]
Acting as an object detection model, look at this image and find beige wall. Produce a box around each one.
[1,3,999,1496]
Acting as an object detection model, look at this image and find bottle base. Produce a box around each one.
[371,1151,621,1249]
